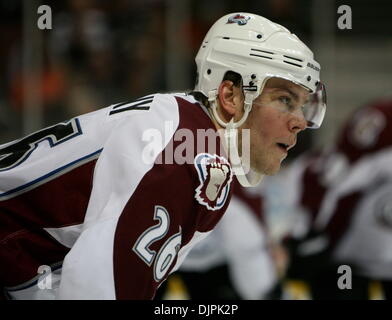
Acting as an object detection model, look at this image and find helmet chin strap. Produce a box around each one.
[208,91,264,187]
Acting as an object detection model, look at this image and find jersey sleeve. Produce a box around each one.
[57,94,195,299]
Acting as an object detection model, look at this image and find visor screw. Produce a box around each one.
[307,76,311,81]
[315,81,319,86]
[249,81,254,86]
[207,69,211,75]
[257,34,262,39]
[251,74,256,79]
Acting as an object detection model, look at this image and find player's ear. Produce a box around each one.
[217,81,243,120]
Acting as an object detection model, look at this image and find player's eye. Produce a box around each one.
[278,96,294,110]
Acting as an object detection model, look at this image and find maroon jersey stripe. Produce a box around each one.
[0,160,96,286]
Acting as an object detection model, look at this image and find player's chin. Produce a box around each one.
[263,163,281,176]
[267,154,289,174]
[253,159,281,176]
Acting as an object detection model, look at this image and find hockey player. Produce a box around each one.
[0,12,326,299]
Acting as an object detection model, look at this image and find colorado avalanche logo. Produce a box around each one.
[194,153,233,211]
[227,14,251,26]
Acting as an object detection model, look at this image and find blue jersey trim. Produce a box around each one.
[0,149,102,200]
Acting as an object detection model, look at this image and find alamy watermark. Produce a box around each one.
[141,122,251,171]
[337,264,352,290]
[37,5,52,30]
[37,265,52,289]
[337,5,352,30]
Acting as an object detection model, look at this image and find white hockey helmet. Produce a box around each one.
[194,13,327,187]
[194,12,326,130]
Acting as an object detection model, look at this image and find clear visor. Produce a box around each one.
[303,82,327,129]
[243,75,327,129]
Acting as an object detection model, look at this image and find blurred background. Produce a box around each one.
[1,0,391,300]
[1,0,391,148]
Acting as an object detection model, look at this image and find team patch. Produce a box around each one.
[194,153,232,211]
[226,14,251,26]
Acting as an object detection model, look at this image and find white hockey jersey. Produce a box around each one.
[0,93,234,299]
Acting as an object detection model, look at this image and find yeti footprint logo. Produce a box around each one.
[194,153,233,211]
[204,160,230,202]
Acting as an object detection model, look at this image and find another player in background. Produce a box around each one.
[283,98,392,299]
[0,13,326,299]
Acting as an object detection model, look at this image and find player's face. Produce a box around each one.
[240,77,309,175]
